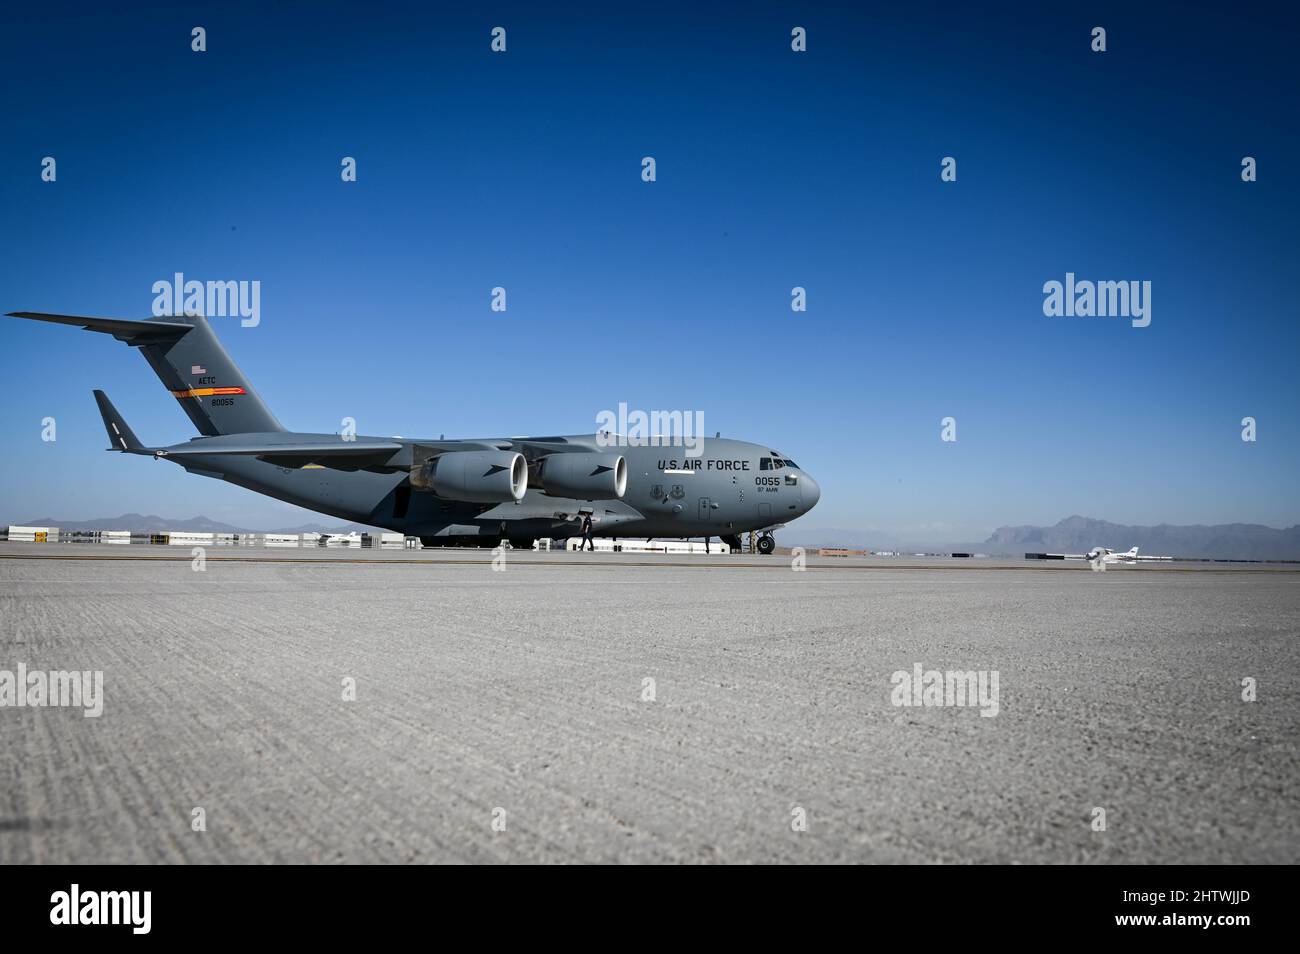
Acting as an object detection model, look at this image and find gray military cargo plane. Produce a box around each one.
[8,312,820,553]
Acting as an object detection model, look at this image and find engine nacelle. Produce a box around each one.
[411,450,527,503]
[539,452,627,500]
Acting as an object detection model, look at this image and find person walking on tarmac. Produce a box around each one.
[579,513,595,552]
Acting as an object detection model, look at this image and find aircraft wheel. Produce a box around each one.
[756,534,776,555]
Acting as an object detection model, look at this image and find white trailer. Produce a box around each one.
[167,532,215,546]
[566,537,729,554]
[7,526,57,542]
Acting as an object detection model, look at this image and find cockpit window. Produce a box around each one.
[782,458,798,468]
[760,457,771,470]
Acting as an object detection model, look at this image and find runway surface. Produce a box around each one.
[2,542,1297,863]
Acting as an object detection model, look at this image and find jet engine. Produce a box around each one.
[538,452,627,500]
[410,450,527,503]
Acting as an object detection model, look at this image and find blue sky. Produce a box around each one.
[1,1,1296,539]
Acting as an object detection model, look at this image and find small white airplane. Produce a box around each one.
[1086,546,1139,564]
[322,531,362,546]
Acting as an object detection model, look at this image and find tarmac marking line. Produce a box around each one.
[0,553,1294,573]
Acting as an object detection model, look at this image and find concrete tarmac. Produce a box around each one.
[1,542,1297,863]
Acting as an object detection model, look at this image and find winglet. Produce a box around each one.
[93,390,146,453]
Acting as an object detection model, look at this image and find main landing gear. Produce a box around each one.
[722,532,777,555]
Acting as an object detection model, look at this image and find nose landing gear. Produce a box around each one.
[756,533,776,555]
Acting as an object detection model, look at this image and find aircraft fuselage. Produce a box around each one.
[175,435,820,543]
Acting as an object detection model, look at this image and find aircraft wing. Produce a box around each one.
[155,439,406,472]
[158,437,507,472]
[160,436,601,475]
[8,311,194,344]
[157,440,404,458]
[496,439,608,461]
[506,440,589,454]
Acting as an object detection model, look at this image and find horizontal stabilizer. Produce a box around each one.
[8,311,194,344]
[93,390,146,452]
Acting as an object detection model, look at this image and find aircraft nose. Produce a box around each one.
[801,473,821,512]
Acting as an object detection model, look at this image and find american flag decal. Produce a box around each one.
[191,365,206,375]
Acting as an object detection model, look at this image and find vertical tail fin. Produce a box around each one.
[136,315,283,435]
[7,312,283,436]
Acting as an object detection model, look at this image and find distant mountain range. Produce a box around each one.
[14,513,385,535]
[775,515,1300,560]
[11,512,1300,560]
[983,515,1300,561]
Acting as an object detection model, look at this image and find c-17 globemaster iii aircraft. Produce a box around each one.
[8,312,819,553]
